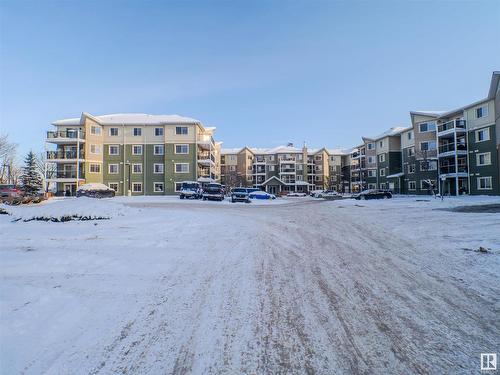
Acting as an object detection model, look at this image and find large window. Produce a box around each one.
[476,128,490,142]
[108,145,119,155]
[109,127,119,136]
[154,145,164,155]
[175,126,188,135]
[153,182,164,192]
[108,164,119,174]
[175,163,189,173]
[90,126,101,135]
[132,182,142,192]
[475,105,488,119]
[108,183,119,192]
[477,152,491,166]
[155,128,163,136]
[153,163,164,174]
[477,177,492,190]
[419,121,436,132]
[175,144,189,154]
[132,163,142,174]
[420,141,436,151]
[132,145,143,155]
[367,143,374,150]
[133,128,142,136]
[408,181,416,190]
[368,169,376,177]
[90,144,101,154]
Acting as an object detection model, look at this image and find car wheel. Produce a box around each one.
[383,195,388,199]
[95,193,102,199]
[361,195,366,200]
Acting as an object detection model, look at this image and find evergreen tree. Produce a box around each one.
[21,151,42,196]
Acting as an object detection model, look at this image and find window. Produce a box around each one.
[229,155,236,161]
[476,128,490,142]
[132,145,143,155]
[477,177,492,190]
[475,105,488,118]
[418,160,438,172]
[408,181,416,190]
[229,165,236,172]
[155,128,163,136]
[368,169,376,177]
[108,164,119,174]
[419,121,436,132]
[90,144,101,154]
[176,126,188,135]
[378,154,386,163]
[408,147,415,157]
[132,182,142,192]
[408,164,415,174]
[174,182,183,192]
[108,183,119,192]
[175,144,189,154]
[407,131,413,140]
[153,182,164,192]
[379,183,387,189]
[368,156,374,164]
[379,140,384,147]
[109,127,119,136]
[367,143,374,150]
[133,128,142,136]
[330,156,336,162]
[477,152,491,166]
[420,180,436,190]
[315,155,322,161]
[90,126,101,135]
[175,163,189,173]
[420,141,436,151]
[132,163,142,174]
[153,163,164,173]
[108,145,119,155]
[368,183,376,189]
[379,168,386,177]
[154,145,164,155]
[89,163,101,173]
[269,155,274,161]
[268,165,275,171]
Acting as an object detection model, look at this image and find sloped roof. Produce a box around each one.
[53,112,202,126]
[364,126,410,141]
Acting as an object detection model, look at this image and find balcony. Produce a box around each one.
[197,134,216,149]
[197,151,215,166]
[46,130,85,144]
[47,150,85,161]
[46,170,85,181]
[438,142,467,157]
[279,157,296,162]
[437,119,466,135]
[439,165,468,175]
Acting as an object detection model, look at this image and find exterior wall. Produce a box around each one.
[84,118,104,184]
[467,124,499,195]
[411,115,439,195]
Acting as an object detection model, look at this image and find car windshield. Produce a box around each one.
[207,184,221,189]
[233,188,246,193]
[182,183,199,189]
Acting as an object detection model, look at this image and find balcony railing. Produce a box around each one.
[47,150,85,160]
[437,119,466,134]
[46,171,85,179]
[439,165,468,174]
[47,130,85,140]
[438,143,467,154]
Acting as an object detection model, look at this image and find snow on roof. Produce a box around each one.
[410,111,447,117]
[53,113,201,126]
[221,148,243,155]
[326,148,350,155]
[261,176,285,185]
[77,183,113,191]
[386,172,405,178]
[364,126,410,141]
[294,181,310,186]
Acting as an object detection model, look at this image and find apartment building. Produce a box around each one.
[45,113,221,195]
[220,145,346,194]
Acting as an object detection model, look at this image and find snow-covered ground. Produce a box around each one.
[1,195,499,374]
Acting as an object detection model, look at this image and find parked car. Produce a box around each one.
[231,188,250,203]
[179,181,202,199]
[0,184,22,198]
[317,190,339,198]
[202,183,225,201]
[353,189,392,200]
[309,189,324,197]
[76,183,115,198]
[287,192,307,197]
[249,191,276,200]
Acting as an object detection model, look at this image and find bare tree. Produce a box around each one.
[0,134,18,184]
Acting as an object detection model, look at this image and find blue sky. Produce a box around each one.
[1,0,499,156]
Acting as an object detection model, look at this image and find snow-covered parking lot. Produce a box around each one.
[1,195,499,374]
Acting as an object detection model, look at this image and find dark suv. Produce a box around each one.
[231,188,250,203]
[202,183,224,201]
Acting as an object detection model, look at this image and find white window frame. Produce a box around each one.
[475,128,490,142]
[175,126,188,135]
[90,144,101,154]
[109,127,119,136]
[154,145,164,155]
[108,182,119,192]
[132,163,143,174]
[408,181,416,190]
[108,164,119,174]
[174,182,183,192]
[378,154,385,163]
[476,152,491,166]
[89,163,101,173]
[175,163,189,173]
[108,145,119,155]
[475,105,489,119]
[379,168,385,177]
[420,180,436,190]
[133,128,142,136]
[132,182,143,192]
[420,140,436,151]
[367,143,374,150]
[408,164,415,174]
[153,163,164,174]
[175,144,189,154]
[368,183,376,189]
[477,176,492,190]
[132,145,143,155]
[154,127,164,136]
[90,125,101,135]
[153,182,164,192]
[367,169,376,177]
[419,121,436,133]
